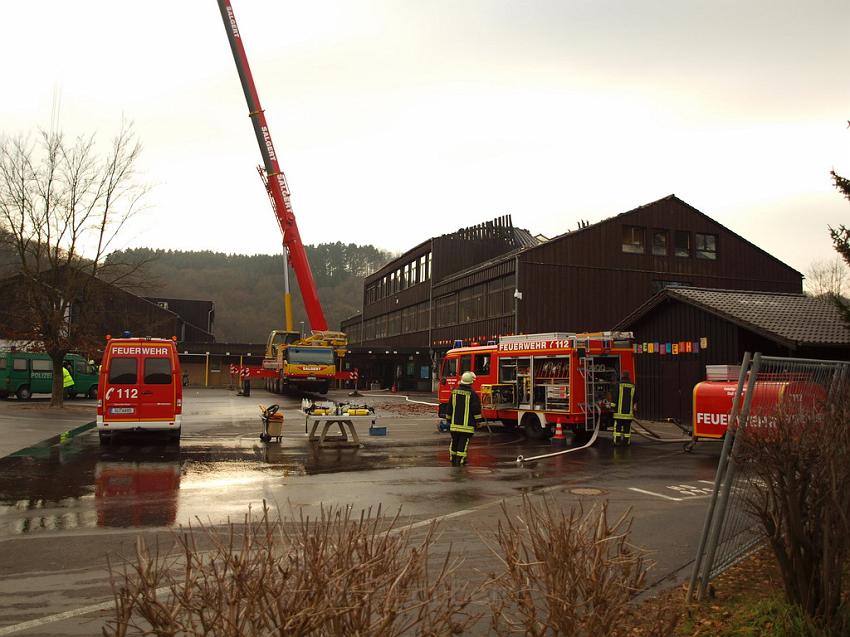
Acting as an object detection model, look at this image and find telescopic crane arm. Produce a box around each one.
[216,0,328,332]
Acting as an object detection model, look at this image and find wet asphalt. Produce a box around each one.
[0,388,723,635]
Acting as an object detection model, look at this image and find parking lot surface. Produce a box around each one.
[0,388,720,635]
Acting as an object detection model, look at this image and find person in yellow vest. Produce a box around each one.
[449,371,483,465]
[613,371,635,446]
[62,363,75,399]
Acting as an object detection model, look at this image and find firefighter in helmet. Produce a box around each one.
[613,371,635,446]
[448,371,483,465]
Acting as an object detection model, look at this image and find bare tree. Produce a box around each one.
[805,256,849,297]
[0,123,149,406]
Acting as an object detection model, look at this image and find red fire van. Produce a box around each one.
[97,336,183,443]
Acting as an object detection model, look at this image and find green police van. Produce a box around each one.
[0,351,99,400]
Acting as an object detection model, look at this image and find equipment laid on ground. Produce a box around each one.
[216,1,350,395]
[258,404,283,443]
[300,399,377,446]
[437,332,635,443]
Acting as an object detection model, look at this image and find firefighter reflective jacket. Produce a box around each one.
[449,385,483,434]
[614,382,635,420]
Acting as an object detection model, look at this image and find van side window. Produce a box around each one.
[0,358,5,370]
[144,358,172,385]
[75,361,87,376]
[13,359,27,371]
[109,358,137,384]
[32,359,52,371]
[459,355,472,374]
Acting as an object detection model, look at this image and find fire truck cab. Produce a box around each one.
[438,332,635,441]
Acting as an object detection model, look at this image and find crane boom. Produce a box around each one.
[216,0,328,331]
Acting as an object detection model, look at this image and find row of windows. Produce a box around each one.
[365,252,432,305]
[360,302,430,341]
[350,275,515,342]
[435,275,514,327]
[622,226,717,260]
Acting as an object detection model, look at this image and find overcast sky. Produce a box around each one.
[4,1,849,278]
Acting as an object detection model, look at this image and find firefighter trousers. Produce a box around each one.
[613,418,632,446]
[449,432,472,465]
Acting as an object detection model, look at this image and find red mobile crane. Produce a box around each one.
[216,0,348,394]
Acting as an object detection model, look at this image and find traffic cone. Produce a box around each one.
[552,422,567,446]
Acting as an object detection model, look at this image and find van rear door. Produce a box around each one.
[139,350,176,421]
[104,356,141,422]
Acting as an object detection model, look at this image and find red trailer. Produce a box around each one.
[692,373,827,442]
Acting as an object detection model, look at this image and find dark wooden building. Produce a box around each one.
[342,195,804,391]
[0,272,215,357]
[145,297,215,341]
[615,287,850,424]
[341,216,537,389]
[516,195,801,333]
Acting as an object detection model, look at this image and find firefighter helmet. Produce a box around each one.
[461,371,476,384]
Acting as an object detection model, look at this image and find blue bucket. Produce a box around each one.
[369,426,388,436]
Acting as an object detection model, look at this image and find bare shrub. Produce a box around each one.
[487,496,655,636]
[104,502,481,636]
[736,384,850,625]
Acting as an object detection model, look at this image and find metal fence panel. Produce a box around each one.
[687,353,850,601]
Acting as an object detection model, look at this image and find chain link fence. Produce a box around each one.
[687,352,850,601]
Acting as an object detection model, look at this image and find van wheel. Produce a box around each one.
[169,430,181,443]
[88,385,98,399]
[98,432,111,445]
[522,413,550,440]
[16,385,32,401]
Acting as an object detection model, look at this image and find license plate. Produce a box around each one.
[307,376,317,380]
[110,407,135,414]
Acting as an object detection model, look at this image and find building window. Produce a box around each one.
[388,311,402,336]
[401,306,416,333]
[458,284,486,322]
[652,230,668,256]
[487,275,514,317]
[674,231,690,257]
[426,253,432,280]
[695,233,717,260]
[621,226,645,254]
[417,302,429,331]
[375,315,388,339]
[435,294,457,327]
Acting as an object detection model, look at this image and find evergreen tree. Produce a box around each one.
[828,122,850,322]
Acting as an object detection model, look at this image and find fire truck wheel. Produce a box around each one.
[522,413,550,440]
[319,382,329,395]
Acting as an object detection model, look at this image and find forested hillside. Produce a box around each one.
[108,243,392,343]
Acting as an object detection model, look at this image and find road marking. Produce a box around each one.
[629,487,686,501]
[0,599,114,636]
[629,485,713,502]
